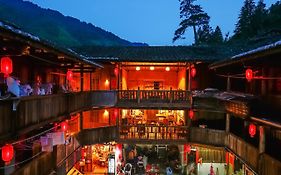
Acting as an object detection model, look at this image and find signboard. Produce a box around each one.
[108,157,115,174]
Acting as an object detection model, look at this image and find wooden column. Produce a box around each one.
[261,68,266,95]
[90,72,93,91]
[227,76,231,91]
[226,113,230,133]
[259,126,265,154]
[80,65,84,92]
[188,63,191,91]
[79,112,83,131]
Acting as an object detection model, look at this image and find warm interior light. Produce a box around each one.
[165,67,170,71]
[104,110,109,116]
[136,66,140,71]
[150,66,155,70]
[105,79,109,86]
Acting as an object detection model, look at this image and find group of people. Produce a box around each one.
[1,76,73,97]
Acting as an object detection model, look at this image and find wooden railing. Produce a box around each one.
[226,134,259,171]
[76,126,118,145]
[117,90,191,103]
[119,124,188,141]
[190,127,226,146]
[0,91,117,141]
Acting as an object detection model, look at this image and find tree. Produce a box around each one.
[210,26,224,44]
[197,24,213,44]
[173,0,210,44]
[234,0,256,38]
[251,0,267,35]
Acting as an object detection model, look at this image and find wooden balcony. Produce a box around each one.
[189,127,226,146]
[117,90,192,109]
[119,124,188,144]
[0,91,116,141]
[226,134,259,172]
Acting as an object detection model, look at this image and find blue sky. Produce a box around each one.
[26,0,278,46]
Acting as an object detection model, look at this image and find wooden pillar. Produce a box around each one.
[261,68,266,95]
[226,113,230,133]
[90,72,93,91]
[79,112,83,131]
[137,87,140,103]
[80,65,84,92]
[227,76,231,91]
[188,63,191,91]
[259,126,265,154]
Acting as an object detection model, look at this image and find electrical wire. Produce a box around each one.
[0,151,43,169]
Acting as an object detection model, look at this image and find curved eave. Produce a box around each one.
[209,40,281,70]
[0,25,103,68]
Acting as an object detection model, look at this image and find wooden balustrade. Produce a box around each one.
[76,126,118,145]
[226,134,259,171]
[0,91,117,140]
[119,124,188,140]
[190,127,226,146]
[118,90,191,103]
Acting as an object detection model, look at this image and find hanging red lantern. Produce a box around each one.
[249,123,256,138]
[114,109,118,118]
[184,144,191,154]
[66,70,73,81]
[189,109,194,120]
[114,67,119,77]
[245,69,253,82]
[191,67,196,78]
[2,144,14,162]
[61,121,68,132]
[1,57,13,77]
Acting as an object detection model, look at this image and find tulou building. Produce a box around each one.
[0,21,281,175]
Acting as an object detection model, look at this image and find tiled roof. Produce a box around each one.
[81,46,228,62]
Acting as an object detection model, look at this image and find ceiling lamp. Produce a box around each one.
[136,66,140,71]
[150,66,155,71]
[165,67,170,71]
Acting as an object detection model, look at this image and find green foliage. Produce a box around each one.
[173,0,210,44]
[0,0,136,48]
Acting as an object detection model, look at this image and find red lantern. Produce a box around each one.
[61,121,68,132]
[114,109,118,118]
[66,70,73,81]
[245,69,253,82]
[114,67,119,77]
[1,57,13,76]
[2,144,14,162]
[189,109,194,119]
[249,123,256,138]
[191,67,196,78]
[184,144,191,154]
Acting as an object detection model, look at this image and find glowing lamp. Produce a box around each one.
[191,67,196,78]
[188,109,194,119]
[245,69,253,81]
[165,67,170,71]
[184,144,191,154]
[105,79,110,86]
[150,66,155,71]
[249,123,256,138]
[66,70,73,81]
[136,66,140,71]
[2,144,14,162]
[1,57,13,76]
[61,121,68,132]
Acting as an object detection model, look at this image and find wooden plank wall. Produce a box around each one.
[190,127,226,146]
